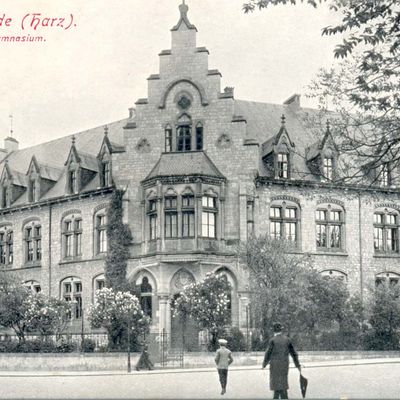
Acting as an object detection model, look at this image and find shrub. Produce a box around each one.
[56,341,77,353]
[224,327,246,351]
[81,338,96,352]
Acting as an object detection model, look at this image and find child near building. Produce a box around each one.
[215,339,233,395]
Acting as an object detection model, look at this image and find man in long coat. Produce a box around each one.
[262,323,301,399]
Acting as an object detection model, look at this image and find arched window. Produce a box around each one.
[24,221,41,264]
[94,210,108,254]
[147,194,158,241]
[374,208,399,253]
[269,201,300,243]
[182,191,195,238]
[24,280,41,293]
[375,272,400,286]
[215,267,236,322]
[62,214,82,259]
[202,192,217,238]
[176,114,192,152]
[316,203,344,250]
[164,194,178,238]
[0,226,13,266]
[61,277,82,319]
[320,269,347,282]
[139,277,152,318]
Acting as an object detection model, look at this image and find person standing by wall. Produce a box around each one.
[262,323,301,399]
[215,338,233,395]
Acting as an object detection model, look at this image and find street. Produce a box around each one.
[0,361,399,399]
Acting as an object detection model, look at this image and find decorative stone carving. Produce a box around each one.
[136,138,151,153]
[177,95,191,110]
[216,134,231,149]
[173,270,195,290]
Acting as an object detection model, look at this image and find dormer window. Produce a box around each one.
[1,185,9,208]
[323,158,333,181]
[101,161,111,187]
[68,169,77,194]
[277,153,289,179]
[28,179,36,202]
[378,163,390,187]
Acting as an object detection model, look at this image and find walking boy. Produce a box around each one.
[215,338,233,395]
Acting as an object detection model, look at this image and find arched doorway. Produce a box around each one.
[170,269,199,351]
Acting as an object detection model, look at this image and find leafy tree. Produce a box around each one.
[366,283,400,350]
[25,294,71,339]
[243,0,400,183]
[0,273,31,343]
[105,190,132,291]
[88,287,150,349]
[173,272,231,349]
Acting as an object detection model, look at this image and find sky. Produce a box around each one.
[0,0,342,149]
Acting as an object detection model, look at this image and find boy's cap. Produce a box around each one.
[218,339,228,345]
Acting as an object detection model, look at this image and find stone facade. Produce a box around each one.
[0,3,399,342]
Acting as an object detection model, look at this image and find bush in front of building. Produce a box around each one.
[223,327,246,352]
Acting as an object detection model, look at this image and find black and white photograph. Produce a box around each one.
[0,0,399,398]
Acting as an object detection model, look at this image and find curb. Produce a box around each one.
[0,358,399,377]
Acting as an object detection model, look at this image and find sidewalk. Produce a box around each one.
[1,357,399,377]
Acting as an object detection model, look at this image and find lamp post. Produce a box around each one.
[127,320,131,373]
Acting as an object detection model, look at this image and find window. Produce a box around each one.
[101,161,111,187]
[375,272,400,286]
[374,210,399,253]
[28,179,36,202]
[177,125,191,151]
[277,153,289,178]
[182,195,195,238]
[247,201,254,237]
[61,278,82,320]
[96,214,108,254]
[269,204,298,242]
[196,123,203,151]
[378,163,390,187]
[68,170,77,193]
[62,216,82,258]
[147,199,158,240]
[94,274,106,297]
[1,185,9,208]
[164,196,178,238]
[202,195,217,238]
[323,158,333,180]
[165,125,172,152]
[24,280,41,293]
[139,276,152,318]
[24,223,41,263]
[316,207,343,250]
[6,231,13,264]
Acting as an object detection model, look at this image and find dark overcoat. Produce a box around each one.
[262,334,300,391]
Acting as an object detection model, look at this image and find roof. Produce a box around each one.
[234,99,330,179]
[144,151,225,181]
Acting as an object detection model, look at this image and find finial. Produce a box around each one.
[72,135,76,145]
[326,119,331,132]
[281,114,286,125]
[104,125,109,136]
[9,115,13,138]
[179,0,188,17]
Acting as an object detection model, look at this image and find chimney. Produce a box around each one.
[283,94,301,109]
[4,136,19,153]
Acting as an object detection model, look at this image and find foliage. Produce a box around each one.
[105,190,132,291]
[365,283,400,350]
[0,273,33,342]
[81,338,96,352]
[25,294,71,337]
[88,287,150,349]
[237,235,364,347]
[223,326,246,352]
[243,0,400,183]
[173,272,232,349]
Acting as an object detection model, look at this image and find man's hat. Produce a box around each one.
[272,322,283,333]
[218,339,227,345]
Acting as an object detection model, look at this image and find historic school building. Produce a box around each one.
[0,3,399,345]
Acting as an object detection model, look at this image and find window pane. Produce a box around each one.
[316,210,326,221]
[330,225,341,248]
[285,208,296,219]
[285,222,296,241]
[270,207,281,219]
[316,224,326,247]
[270,221,281,239]
[374,227,384,250]
[331,211,341,222]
